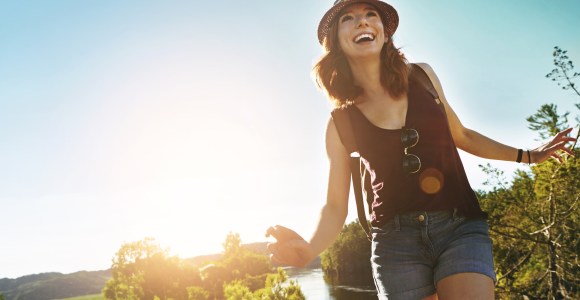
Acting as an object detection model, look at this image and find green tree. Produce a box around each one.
[251,268,305,300]
[103,233,303,300]
[223,280,253,300]
[479,46,579,299]
[546,47,580,95]
[480,154,579,299]
[546,46,580,147]
[187,286,209,300]
[320,220,373,286]
[102,237,203,300]
[199,232,272,299]
[0,292,5,300]
[223,232,242,257]
[526,103,569,140]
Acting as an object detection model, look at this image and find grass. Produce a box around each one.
[59,294,104,300]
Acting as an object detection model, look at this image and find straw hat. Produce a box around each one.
[317,0,399,45]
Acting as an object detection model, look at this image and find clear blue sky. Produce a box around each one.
[1,0,579,278]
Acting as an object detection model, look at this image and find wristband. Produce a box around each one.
[516,149,523,163]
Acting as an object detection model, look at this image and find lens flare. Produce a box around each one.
[419,168,444,194]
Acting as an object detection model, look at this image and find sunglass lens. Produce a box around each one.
[401,129,419,148]
[403,154,421,174]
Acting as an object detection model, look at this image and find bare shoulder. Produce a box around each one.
[325,116,342,150]
[325,116,349,161]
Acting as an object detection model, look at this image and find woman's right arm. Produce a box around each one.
[267,117,352,267]
[309,116,352,255]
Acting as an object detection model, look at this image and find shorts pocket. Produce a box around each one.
[452,214,466,224]
[371,222,395,239]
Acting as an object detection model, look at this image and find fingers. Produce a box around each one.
[548,136,576,149]
[266,238,312,268]
[550,128,576,144]
[553,127,574,140]
[559,127,574,136]
[538,128,577,163]
[267,241,304,267]
[561,146,575,156]
[551,152,563,163]
[265,226,275,238]
[265,225,303,242]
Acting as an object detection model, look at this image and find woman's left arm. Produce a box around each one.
[416,63,576,164]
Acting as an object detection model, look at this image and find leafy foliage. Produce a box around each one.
[479,153,579,299]
[477,46,580,299]
[224,268,305,300]
[320,220,373,286]
[102,237,202,299]
[61,295,104,300]
[526,104,569,140]
[546,46,580,95]
[186,286,209,300]
[546,46,580,141]
[102,233,304,300]
[200,232,272,299]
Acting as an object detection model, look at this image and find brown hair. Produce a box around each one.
[313,21,409,108]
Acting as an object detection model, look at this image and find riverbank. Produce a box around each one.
[286,268,376,300]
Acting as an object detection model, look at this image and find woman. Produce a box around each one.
[266,1,576,299]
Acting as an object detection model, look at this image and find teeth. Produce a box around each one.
[354,33,375,43]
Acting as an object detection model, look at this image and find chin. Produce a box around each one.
[351,49,382,60]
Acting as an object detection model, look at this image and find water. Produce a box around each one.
[286,268,377,300]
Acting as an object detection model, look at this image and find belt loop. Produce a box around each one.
[394,215,401,232]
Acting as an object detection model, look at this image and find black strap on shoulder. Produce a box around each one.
[331,108,372,241]
[411,63,445,114]
[331,108,358,155]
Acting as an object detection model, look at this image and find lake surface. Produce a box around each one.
[286,268,377,300]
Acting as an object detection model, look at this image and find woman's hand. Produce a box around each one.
[266,225,315,268]
[532,127,577,163]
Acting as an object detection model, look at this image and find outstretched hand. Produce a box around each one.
[532,128,577,164]
[266,225,314,268]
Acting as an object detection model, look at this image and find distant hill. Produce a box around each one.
[0,270,110,300]
[0,242,320,300]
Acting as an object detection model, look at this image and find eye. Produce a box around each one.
[340,15,353,23]
[367,11,378,17]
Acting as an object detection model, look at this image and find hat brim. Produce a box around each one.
[317,0,399,45]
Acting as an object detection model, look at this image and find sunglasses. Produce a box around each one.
[401,128,421,174]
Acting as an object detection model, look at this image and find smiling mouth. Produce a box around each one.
[354,33,376,43]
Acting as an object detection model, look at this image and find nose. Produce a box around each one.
[355,15,369,28]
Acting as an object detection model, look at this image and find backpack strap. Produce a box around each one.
[331,108,372,241]
[411,63,446,114]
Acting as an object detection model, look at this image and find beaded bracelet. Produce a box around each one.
[527,149,531,165]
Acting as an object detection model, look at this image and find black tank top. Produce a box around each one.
[347,73,487,227]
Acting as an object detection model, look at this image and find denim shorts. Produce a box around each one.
[370,209,496,300]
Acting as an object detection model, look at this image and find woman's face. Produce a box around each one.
[337,3,386,60]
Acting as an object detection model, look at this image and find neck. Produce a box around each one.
[348,56,388,103]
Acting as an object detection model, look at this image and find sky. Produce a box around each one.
[1,0,579,279]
